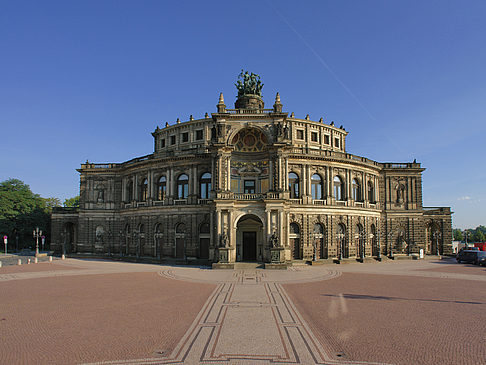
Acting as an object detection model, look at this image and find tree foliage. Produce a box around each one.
[454,225,486,243]
[63,196,79,207]
[0,179,50,249]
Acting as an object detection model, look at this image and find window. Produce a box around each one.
[181,132,189,143]
[170,135,176,145]
[140,178,148,201]
[333,176,344,201]
[289,172,299,199]
[311,174,323,200]
[195,130,203,140]
[126,181,133,202]
[157,176,166,200]
[177,174,189,199]
[296,130,304,140]
[244,180,255,194]
[200,172,211,199]
[335,137,340,148]
[311,131,318,142]
[324,135,330,145]
[368,181,375,203]
[352,178,361,201]
[160,138,165,148]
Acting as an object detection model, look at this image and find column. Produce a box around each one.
[210,210,214,247]
[266,210,271,235]
[227,156,231,191]
[133,176,137,202]
[192,165,197,196]
[227,210,232,245]
[307,165,312,197]
[148,170,153,199]
[285,158,289,190]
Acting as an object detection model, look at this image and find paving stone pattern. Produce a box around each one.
[0,258,484,364]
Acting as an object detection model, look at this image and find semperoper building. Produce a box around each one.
[51,72,453,266]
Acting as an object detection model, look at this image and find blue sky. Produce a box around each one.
[1,0,485,229]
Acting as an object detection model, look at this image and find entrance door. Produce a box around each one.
[242,232,257,261]
[176,238,184,259]
[199,238,209,259]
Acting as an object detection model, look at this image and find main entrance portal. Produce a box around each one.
[236,214,263,262]
[242,232,257,261]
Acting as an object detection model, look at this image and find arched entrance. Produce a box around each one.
[290,223,301,260]
[236,214,263,262]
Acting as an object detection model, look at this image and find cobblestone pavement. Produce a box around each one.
[0,258,484,364]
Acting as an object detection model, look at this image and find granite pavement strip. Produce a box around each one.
[1,258,484,365]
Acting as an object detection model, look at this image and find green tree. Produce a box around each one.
[43,197,62,212]
[0,179,50,250]
[476,230,485,243]
[453,229,463,241]
[63,196,79,207]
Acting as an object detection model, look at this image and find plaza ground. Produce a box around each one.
[0,257,484,364]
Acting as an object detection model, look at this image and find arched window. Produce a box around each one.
[352,178,361,202]
[311,174,323,200]
[200,172,211,199]
[140,178,148,201]
[157,176,166,200]
[177,174,189,199]
[289,172,300,199]
[368,181,375,203]
[334,176,344,201]
[126,181,133,202]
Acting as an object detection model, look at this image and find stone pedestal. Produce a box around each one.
[235,94,264,109]
[270,247,285,263]
[212,247,236,269]
[217,247,235,263]
[265,247,289,269]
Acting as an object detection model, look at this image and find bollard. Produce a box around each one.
[49,256,52,262]
[34,257,38,264]
[0,261,2,268]
[61,254,65,260]
[17,259,21,265]
[27,258,31,264]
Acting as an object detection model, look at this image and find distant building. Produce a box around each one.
[51,73,453,264]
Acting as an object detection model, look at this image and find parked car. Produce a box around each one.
[478,254,486,267]
[457,249,486,264]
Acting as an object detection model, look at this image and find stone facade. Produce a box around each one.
[51,80,453,263]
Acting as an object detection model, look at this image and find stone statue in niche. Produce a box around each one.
[95,226,104,243]
[283,123,290,140]
[95,185,104,203]
[220,232,229,248]
[396,185,405,204]
[269,231,279,248]
[274,122,283,139]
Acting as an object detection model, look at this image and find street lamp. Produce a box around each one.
[375,231,382,260]
[387,230,394,259]
[33,227,42,256]
[336,231,345,261]
[356,230,366,260]
[310,232,317,262]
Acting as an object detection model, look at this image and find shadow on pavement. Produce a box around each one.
[320,293,486,305]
